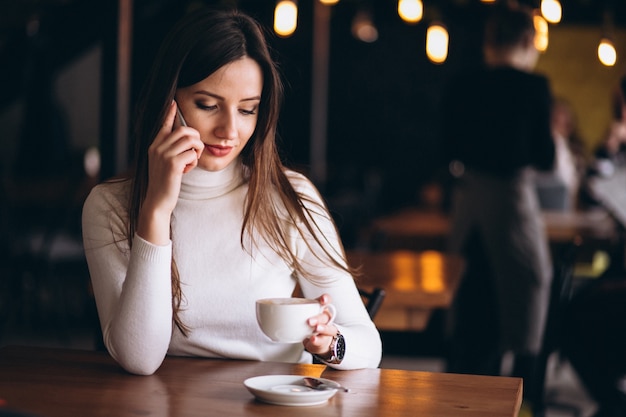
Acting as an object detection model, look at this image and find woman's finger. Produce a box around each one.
[149,101,179,152]
[182,149,199,173]
[318,293,332,306]
[303,323,337,355]
[162,101,178,135]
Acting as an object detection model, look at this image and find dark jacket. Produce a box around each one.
[442,66,555,178]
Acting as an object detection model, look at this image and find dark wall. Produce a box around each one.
[3,0,624,232]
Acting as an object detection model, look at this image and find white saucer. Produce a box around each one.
[244,375,339,406]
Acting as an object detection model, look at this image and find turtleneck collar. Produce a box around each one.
[179,159,246,200]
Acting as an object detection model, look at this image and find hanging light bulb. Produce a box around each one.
[352,10,378,43]
[533,12,549,52]
[598,38,617,66]
[480,0,497,3]
[398,0,423,24]
[426,23,448,64]
[541,0,562,24]
[319,0,339,4]
[274,0,298,37]
[598,10,618,67]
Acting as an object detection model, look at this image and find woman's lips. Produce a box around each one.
[204,144,232,157]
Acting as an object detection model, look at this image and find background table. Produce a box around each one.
[347,250,465,331]
[369,207,619,251]
[0,346,522,417]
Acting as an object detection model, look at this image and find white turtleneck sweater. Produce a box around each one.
[82,160,382,375]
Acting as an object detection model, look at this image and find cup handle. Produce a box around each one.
[322,303,337,326]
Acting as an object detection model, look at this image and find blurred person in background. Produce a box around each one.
[591,77,626,177]
[440,2,555,412]
[598,77,626,160]
[534,97,588,211]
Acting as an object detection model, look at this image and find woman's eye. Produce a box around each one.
[240,108,257,116]
[196,103,217,111]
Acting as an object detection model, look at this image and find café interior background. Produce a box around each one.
[0,0,625,337]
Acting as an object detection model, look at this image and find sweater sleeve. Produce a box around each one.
[286,172,383,370]
[82,183,174,375]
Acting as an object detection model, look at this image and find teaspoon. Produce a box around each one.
[302,377,352,393]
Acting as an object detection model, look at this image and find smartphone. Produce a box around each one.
[175,102,188,127]
[175,102,200,167]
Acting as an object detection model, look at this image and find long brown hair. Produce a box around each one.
[126,8,352,335]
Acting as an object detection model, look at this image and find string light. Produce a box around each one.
[540,0,562,24]
[598,10,618,67]
[352,9,378,43]
[398,0,423,24]
[277,2,617,70]
[598,38,617,66]
[533,12,549,52]
[426,23,448,64]
[274,0,298,37]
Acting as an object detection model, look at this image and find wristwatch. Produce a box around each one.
[316,331,345,364]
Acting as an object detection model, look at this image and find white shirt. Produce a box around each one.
[553,133,579,198]
[82,160,382,375]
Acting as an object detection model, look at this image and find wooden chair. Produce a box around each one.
[359,287,386,319]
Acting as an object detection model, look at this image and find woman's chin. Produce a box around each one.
[197,156,236,172]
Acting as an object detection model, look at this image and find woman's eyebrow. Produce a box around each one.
[194,90,261,102]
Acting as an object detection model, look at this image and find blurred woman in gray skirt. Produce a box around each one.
[440,2,555,408]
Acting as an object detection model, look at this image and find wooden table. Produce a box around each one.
[347,250,465,332]
[369,207,619,251]
[542,209,619,246]
[358,208,618,331]
[0,346,523,417]
[369,209,452,251]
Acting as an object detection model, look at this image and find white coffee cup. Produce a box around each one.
[256,298,337,343]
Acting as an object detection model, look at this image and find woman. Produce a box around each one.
[82,8,381,375]
[441,2,555,406]
[535,97,587,211]
[594,77,626,171]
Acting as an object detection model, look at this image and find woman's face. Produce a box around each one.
[175,57,263,172]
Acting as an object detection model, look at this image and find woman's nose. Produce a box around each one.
[214,111,238,140]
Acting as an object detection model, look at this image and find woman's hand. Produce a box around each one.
[303,294,339,357]
[137,101,205,245]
